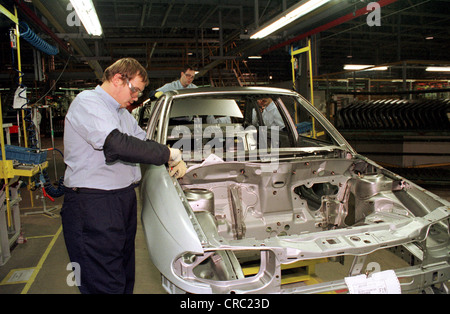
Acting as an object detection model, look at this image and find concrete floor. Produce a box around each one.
[1,136,449,294]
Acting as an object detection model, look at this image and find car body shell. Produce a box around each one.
[139,87,450,294]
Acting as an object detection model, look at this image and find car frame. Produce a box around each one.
[139,86,450,294]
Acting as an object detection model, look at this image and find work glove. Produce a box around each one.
[169,160,187,179]
[148,90,164,101]
[168,148,182,167]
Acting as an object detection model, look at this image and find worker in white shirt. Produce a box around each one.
[156,64,197,93]
[252,97,285,129]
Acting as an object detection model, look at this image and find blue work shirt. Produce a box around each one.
[156,80,197,92]
[64,86,147,190]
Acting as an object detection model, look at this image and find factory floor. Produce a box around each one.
[0,136,449,294]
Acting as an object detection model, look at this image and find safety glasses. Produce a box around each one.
[126,78,143,98]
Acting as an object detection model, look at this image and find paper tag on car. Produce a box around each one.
[345,270,401,294]
[186,154,224,173]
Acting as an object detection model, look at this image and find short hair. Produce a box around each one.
[182,64,196,73]
[102,58,149,86]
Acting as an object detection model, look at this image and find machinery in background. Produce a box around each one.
[335,98,450,186]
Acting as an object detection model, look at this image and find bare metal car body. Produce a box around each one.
[139,87,450,294]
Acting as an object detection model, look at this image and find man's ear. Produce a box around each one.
[112,73,124,87]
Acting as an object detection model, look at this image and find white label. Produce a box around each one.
[345,270,401,294]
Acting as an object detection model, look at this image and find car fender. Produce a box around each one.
[141,165,204,274]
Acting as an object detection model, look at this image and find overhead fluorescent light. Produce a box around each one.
[250,0,331,39]
[344,64,374,70]
[426,66,450,72]
[248,55,262,59]
[368,66,388,71]
[344,65,388,71]
[69,0,103,36]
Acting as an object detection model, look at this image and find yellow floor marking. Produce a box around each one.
[26,234,55,240]
[20,225,62,294]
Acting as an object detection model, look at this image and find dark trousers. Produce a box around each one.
[61,184,138,294]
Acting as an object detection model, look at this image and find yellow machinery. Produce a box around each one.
[291,39,326,139]
[291,39,317,138]
[242,257,330,289]
[1,94,49,265]
[0,4,49,265]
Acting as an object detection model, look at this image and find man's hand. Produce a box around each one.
[168,148,182,166]
[169,160,187,179]
[168,148,187,178]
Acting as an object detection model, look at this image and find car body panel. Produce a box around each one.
[139,87,450,294]
[140,165,204,283]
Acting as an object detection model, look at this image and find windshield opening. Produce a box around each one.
[163,93,339,161]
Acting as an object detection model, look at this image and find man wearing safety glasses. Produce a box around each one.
[61,58,186,294]
[156,64,197,93]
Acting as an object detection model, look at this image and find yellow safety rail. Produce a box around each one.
[291,39,317,138]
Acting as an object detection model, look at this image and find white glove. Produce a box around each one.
[169,160,187,179]
[169,148,182,167]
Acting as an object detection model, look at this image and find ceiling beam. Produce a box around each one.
[261,0,399,55]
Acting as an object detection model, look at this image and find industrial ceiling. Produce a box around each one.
[1,0,449,94]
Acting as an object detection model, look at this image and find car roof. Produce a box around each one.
[166,86,298,97]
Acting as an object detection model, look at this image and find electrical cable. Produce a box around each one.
[34,55,71,106]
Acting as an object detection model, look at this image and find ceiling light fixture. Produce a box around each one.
[344,64,374,70]
[69,0,103,36]
[250,0,331,39]
[344,65,388,71]
[368,66,388,71]
[426,66,450,72]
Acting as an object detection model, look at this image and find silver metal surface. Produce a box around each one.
[140,87,450,294]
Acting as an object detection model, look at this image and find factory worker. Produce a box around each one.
[61,58,186,294]
[156,64,197,93]
[150,65,199,122]
[252,97,285,129]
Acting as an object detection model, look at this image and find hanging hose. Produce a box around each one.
[19,22,58,56]
[41,147,65,198]
[42,169,65,198]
